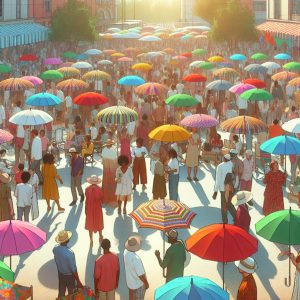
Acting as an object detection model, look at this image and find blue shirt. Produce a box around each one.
[71,156,84,177]
[53,245,77,275]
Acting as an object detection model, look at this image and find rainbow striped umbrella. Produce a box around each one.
[56,79,88,91]
[82,70,111,81]
[97,105,138,125]
[134,82,167,96]
[0,130,13,145]
[0,78,34,91]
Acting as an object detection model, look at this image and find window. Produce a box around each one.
[0,0,3,18]
[253,1,266,12]
[45,0,51,13]
[274,0,281,19]
[16,0,21,19]
[291,0,300,21]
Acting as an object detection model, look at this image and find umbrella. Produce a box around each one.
[139,35,162,42]
[82,70,111,81]
[0,260,14,282]
[0,129,13,144]
[260,135,300,155]
[180,114,218,128]
[0,78,34,91]
[57,67,80,78]
[21,76,43,86]
[56,79,88,91]
[198,62,215,70]
[189,60,204,68]
[134,82,167,96]
[274,53,292,60]
[25,93,62,106]
[243,78,266,88]
[103,49,117,55]
[118,75,145,86]
[149,124,191,142]
[9,109,53,126]
[111,52,125,57]
[287,77,300,87]
[40,70,64,81]
[192,49,207,56]
[60,61,74,67]
[155,276,229,300]
[132,63,152,72]
[76,53,89,60]
[181,52,193,58]
[72,61,92,69]
[85,49,102,55]
[0,278,32,299]
[213,68,239,77]
[244,64,267,74]
[62,51,77,59]
[163,48,175,55]
[0,64,12,74]
[282,118,300,133]
[172,55,188,61]
[208,56,225,63]
[74,92,108,106]
[183,74,207,82]
[186,223,258,288]
[118,57,133,62]
[19,54,38,62]
[97,105,138,125]
[229,83,255,95]
[43,57,63,65]
[165,94,198,107]
[272,71,298,81]
[206,80,233,91]
[256,208,300,286]
[261,61,281,72]
[0,220,46,268]
[240,88,273,102]
[230,54,247,61]
[283,61,300,71]
[98,59,113,65]
[251,53,268,60]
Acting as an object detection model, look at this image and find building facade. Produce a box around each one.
[267,0,300,21]
[0,0,28,21]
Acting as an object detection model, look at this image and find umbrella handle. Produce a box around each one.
[285,276,291,287]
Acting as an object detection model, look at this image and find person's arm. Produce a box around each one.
[214,166,221,192]
[155,249,170,269]
[288,253,300,272]
[138,274,149,290]
[77,158,84,176]
[94,261,99,295]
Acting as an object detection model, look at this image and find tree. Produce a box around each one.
[193,0,224,24]
[50,0,96,43]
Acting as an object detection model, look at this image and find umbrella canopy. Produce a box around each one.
[251,53,268,60]
[149,124,191,142]
[189,60,204,68]
[118,57,133,62]
[165,94,198,107]
[183,74,207,82]
[244,64,267,74]
[287,77,300,87]
[85,49,102,55]
[139,35,162,42]
[0,129,13,144]
[25,93,62,107]
[57,67,80,78]
[72,61,92,69]
[220,115,267,134]
[0,78,34,91]
[282,118,300,133]
[74,92,108,106]
[283,61,300,71]
[111,52,125,57]
[40,70,64,81]
[97,105,138,125]
[56,79,88,91]
[198,62,215,70]
[206,80,233,91]
[0,261,14,282]
[44,57,63,65]
[0,64,12,74]
[21,76,43,86]
[19,54,38,62]
[155,276,229,300]
[9,109,53,126]
[130,199,196,231]
[132,63,152,72]
[274,53,292,60]
[76,53,89,60]
[98,59,113,65]
[230,54,247,61]
[134,82,167,96]
[208,56,225,63]
[62,51,77,59]
[260,135,300,155]
[213,68,239,77]
[272,71,298,81]
[192,49,207,56]
[103,49,116,55]
[180,114,218,128]
[118,75,145,86]
[240,88,273,102]
[261,61,281,72]
[243,78,266,88]
[229,83,255,95]
[82,70,111,81]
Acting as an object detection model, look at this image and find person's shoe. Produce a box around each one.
[123,208,127,215]
[248,200,254,206]
[80,195,84,202]
[132,185,136,190]
[58,207,65,212]
[187,177,192,181]
[142,184,147,190]
[69,201,77,206]
[193,177,199,181]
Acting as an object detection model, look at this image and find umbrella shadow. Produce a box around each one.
[190,181,210,206]
[84,247,102,289]
[37,258,58,290]
[190,206,225,229]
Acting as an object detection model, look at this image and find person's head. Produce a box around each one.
[75,115,81,122]
[91,122,95,127]
[39,129,45,137]
[21,171,31,184]
[69,148,78,158]
[168,149,177,159]
[171,84,176,90]
[55,230,72,246]
[270,160,279,172]
[136,137,143,147]
[0,149,6,158]
[16,101,21,108]
[18,163,24,171]
[236,257,257,276]
[273,119,279,125]
[100,126,106,134]
[142,114,148,121]
[43,153,55,164]
[192,127,197,133]
[85,135,91,143]
[31,129,38,138]
[224,154,231,162]
[118,155,129,167]
[274,80,279,87]
[101,239,111,252]
[230,149,238,159]
[245,150,253,160]
[233,135,239,142]
[166,229,178,244]
[291,106,296,112]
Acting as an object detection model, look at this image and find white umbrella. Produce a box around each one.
[282,118,300,134]
[107,27,121,33]
[85,49,102,56]
[189,60,204,68]
[261,61,281,72]
[98,60,113,65]
[120,32,142,39]
[139,35,162,42]
[72,61,92,69]
[9,109,53,126]
[145,52,164,58]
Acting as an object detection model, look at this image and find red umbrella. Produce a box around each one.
[183,74,207,82]
[74,92,108,106]
[243,78,266,89]
[181,52,192,58]
[19,54,38,62]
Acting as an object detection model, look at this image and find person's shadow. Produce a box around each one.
[190,181,210,206]
[38,259,58,290]
[85,247,102,290]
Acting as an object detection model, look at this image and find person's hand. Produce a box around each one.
[77,281,83,289]
[144,281,149,290]
[155,250,160,258]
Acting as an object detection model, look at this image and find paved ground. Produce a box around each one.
[4,148,299,300]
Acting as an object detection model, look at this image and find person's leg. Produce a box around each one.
[220,192,228,224]
[99,291,108,300]
[99,230,103,243]
[17,206,23,221]
[132,160,138,188]
[35,160,43,183]
[75,176,84,201]
[123,198,128,214]
[58,273,67,297]
[45,198,51,211]
[89,230,93,246]
[140,158,147,187]
[24,206,31,222]
[193,166,198,179]
[174,175,179,201]
[70,176,78,203]
[117,200,122,214]
[187,167,192,180]
[107,289,115,300]
[228,202,237,222]
[54,199,64,211]
[65,274,76,295]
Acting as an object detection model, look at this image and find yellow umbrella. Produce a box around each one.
[111,52,125,57]
[56,79,88,91]
[208,56,225,63]
[287,77,300,87]
[82,70,112,81]
[57,67,80,78]
[132,63,152,72]
[213,68,239,77]
[148,124,191,142]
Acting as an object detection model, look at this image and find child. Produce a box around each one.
[14,163,24,185]
[90,122,97,141]
[29,167,39,221]
[40,129,49,158]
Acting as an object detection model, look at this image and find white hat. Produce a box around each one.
[55,230,72,244]
[230,149,238,155]
[235,257,257,274]
[166,229,178,239]
[232,191,253,206]
[125,236,141,252]
[245,149,253,156]
[86,175,102,185]
[224,154,231,160]
[69,147,78,153]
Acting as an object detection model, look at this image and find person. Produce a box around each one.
[132,138,148,190]
[263,160,286,216]
[136,114,150,149]
[152,157,167,199]
[102,139,118,206]
[90,122,98,141]
[166,149,179,201]
[42,153,64,212]
[0,173,13,221]
[211,133,223,161]
[81,135,94,158]
[230,149,244,193]
[268,119,284,139]
[154,229,186,282]
[53,230,83,297]
[115,155,133,215]
[235,257,257,300]
[14,163,24,185]
[69,148,84,206]
[240,150,254,192]
[94,239,120,300]
[232,191,252,232]
[30,129,43,183]
[85,175,104,247]
[0,101,5,129]
[271,80,284,107]
[15,125,25,166]
[286,251,300,300]
[120,128,132,163]
[15,171,33,222]
[232,135,242,155]
[124,236,149,300]
[186,128,201,181]
[29,167,39,220]
[0,149,11,174]
[39,129,49,157]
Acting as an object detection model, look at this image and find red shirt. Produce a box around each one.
[15,171,23,184]
[268,124,284,139]
[94,252,120,292]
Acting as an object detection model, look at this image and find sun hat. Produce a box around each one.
[230,149,238,156]
[69,147,78,153]
[125,236,141,252]
[245,149,253,156]
[166,229,178,239]
[224,154,231,160]
[235,257,257,274]
[55,230,72,244]
[232,191,253,206]
[0,173,10,184]
[86,175,102,185]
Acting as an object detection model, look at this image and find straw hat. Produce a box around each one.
[166,229,178,239]
[55,230,72,244]
[232,191,253,206]
[235,257,257,274]
[0,173,10,184]
[245,149,253,156]
[69,147,78,153]
[125,236,141,252]
[86,175,102,185]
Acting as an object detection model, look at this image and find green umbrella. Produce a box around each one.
[283,61,300,72]
[240,88,273,102]
[165,94,198,107]
[192,49,207,56]
[0,64,12,74]
[62,51,77,59]
[40,70,64,81]
[198,62,214,70]
[255,208,300,287]
[0,260,14,282]
[251,53,268,60]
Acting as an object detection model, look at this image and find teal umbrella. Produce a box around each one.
[0,260,14,282]
[283,61,300,71]
[165,94,198,107]
[240,88,273,102]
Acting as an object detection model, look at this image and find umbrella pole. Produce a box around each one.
[222,261,225,289]
[10,255,11,269]
[163,231,166,278]
[285,207,292,287]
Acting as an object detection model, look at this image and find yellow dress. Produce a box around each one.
[42,164,61,201]
[81,142,94,157]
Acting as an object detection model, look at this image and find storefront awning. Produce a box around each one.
[0,22,49,49]
[257,20,300,37]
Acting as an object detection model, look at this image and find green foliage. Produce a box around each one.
[193,0,224,23]
[50,0,96,43]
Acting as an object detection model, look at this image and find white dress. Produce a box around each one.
[29,173,39,220]
[115,167,133,201]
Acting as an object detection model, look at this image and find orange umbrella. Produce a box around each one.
[149,124,191,142]
[162,48,175,55]
[56,79,88,91]
[272,71,298,81]
[0,78,34,91]
[118,57,134,62]
[135,82,168,96]
[287,77,300,87]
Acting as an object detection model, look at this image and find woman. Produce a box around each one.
[115,155,133,215]
[81,135,94,157]
[166,149,179,201]
[102,139,118,207]
[74,115,84,133]
[85,175,104,247]
[263,161,286,216]
[287,251,300,299]
[0,173,13,221]
[42,153,64,212]
[232,191,252,232]
[211,133,223,161]
[29,167,39,220]
[186,128,201,181]
[120,127,131,163]
[152,157,167,199]
[136,114,150,149]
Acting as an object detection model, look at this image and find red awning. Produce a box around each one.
[257,21,300,37]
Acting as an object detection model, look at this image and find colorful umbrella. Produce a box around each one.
[183,74,207,82]
[229,83,255,95]
[260,135,300,155]
[118,57,133,62]
[172,55,188,61]
[229,54,247,61]
[0,64,12,74]
[0,261,14,282]
[155,276,229,300]
[149,124,191,142]
[76,53,89,60]
[208,56,225,63]
[206,80,233,91]
[165,94,198,107]
[97,106,138,125]
[111,52,125,57]
[181,52,193,58]
[243,78,266,88]
[74,92,108,106]
[189,61,204,68]
[118,75,145,86]
[213,68,239,77]
[198,62,214,70]
[244,64,267,74]
[283,61,300,71]
[251,53,268,60]
[19,54,38,62]
[62,51,77,59]
[56,79,88,91]
[0,78,34,91]
[82,70,111,81]
[287,77,300,87]
[0,278,32,299]
[21,76,43,86]
[132,63,152,72]
[240,88,273,102]
[272,71,298,81]
[85,49,102,56]
[57,67,80,78]
[40,70,64,81]
[72,61,92,69]
[134,82,167,96]
[0,129,13,144]
[25,93,62,107]
[192,49,207,56]
[274,53,292,60]
[97,59,113,65]
[180,114,218,128]
[103,49,117,55]
[282,118,300,133]
[43,57,63,65]
[139,35,161,42]
[261,61,281,72]
[9,109,53,126]
[60,61,74,68]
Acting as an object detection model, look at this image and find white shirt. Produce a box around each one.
[182,111,192,118]
[132,146,148,158]
[15,183,33,207]
[65,96,72,108]
[12,107,21,116]
[102,147,117,160]
[31,136,42,160]
[57,90,65,102]
[16,125,25,138]
[214,161,233,192]
[90,126,97,140]
[0,105,5,124]
[176,83,184,94]
[167,89,177,98]
[236,95,248,110]
[124,249,145,290]
[127,121,136,136]
[168,158,179,175]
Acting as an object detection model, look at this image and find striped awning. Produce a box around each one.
[0,22,49,49]
[257,21,300,37]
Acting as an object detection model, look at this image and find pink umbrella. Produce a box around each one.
[229,83,256,95]
[44,57,63,65]
[172,55,188,61]
[180,114,218,128]
[22,76,43,86]
[0,129,13,144]
[60,62,73,67]
[118,57,133,62]
[0,220,46,268]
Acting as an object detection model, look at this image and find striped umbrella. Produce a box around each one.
[272,71,298,81]
[97,106,138,125]
[213,68,239,78]
[0,130,13,144]
[82,70,111,81]
[57,67,80,78]
[56,79,88,91]
[0,78,34,91]
[135,82,167,96]
[180,114,218,128]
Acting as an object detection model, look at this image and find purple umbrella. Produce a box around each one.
[43,57,63,65]
[0,220,46,268]
[0,129,13,144]
[229,83,255,95]
[180,114,218,128]
[22,76,43,86]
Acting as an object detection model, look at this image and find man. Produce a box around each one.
[213,154,236,223]
[30,129,43,183]
[268,119,284,139]
[69,148,84,206]
[94,239,120,300]
[235,257,257,300]
[230,149,244,193]
[240,150,254,193]
[154,229,186,282]
[53,230,83,297]
[0,101,5,129]
[124,236,149,300]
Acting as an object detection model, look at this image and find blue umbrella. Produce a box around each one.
[260,135,300,155]
[206,80,233,91]
[244,64,267,74]
[274,53,292,60]
[25,93,62,107]
[76,53,89,60]
[118,75,145,86]
[230,54,247,61]
[155,276,229,300]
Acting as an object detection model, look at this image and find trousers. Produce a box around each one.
[71,176,83,201]
[58,273,75,297]
[220,191,236,224]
